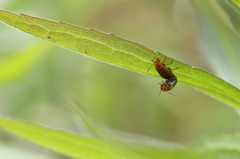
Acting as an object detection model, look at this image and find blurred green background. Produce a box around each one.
[0,0,240,158]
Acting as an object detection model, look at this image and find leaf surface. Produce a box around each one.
[0,9,239,108]
[0,117,147,159]
[1,116,240,159]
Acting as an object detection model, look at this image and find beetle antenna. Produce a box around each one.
[158,89,162,97]
[162,56,167,64]
[166,91,176,96]
[171,67,179,71]
[157,81,164,97]
[147,60,155,72]
[157,81,176,96]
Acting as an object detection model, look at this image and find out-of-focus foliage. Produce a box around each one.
[193,0,240,88]
[217,0,240,34]
[0,42,51,85]
[1,109,240,159]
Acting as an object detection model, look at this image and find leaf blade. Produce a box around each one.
[0,117,147,159]
[0,9,239,108]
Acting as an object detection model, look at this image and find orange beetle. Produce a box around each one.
[153,58,174,80]
[152,57,178,93]
[160,76,177,92]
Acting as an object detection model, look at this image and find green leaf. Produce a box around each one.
[71,104,240,159]
[0,117,148,159]
[70,104,189,159]
[70,104,240,159]
[0,9,239,108]
[192,1,240,105]
[1,115,240,159]
[0,42,51,85]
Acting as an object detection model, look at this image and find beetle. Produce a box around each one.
[153,57,175,79]
[160,76,177,92]
[151,57,178,94]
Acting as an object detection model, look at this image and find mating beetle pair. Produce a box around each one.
[151,57,178,95]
